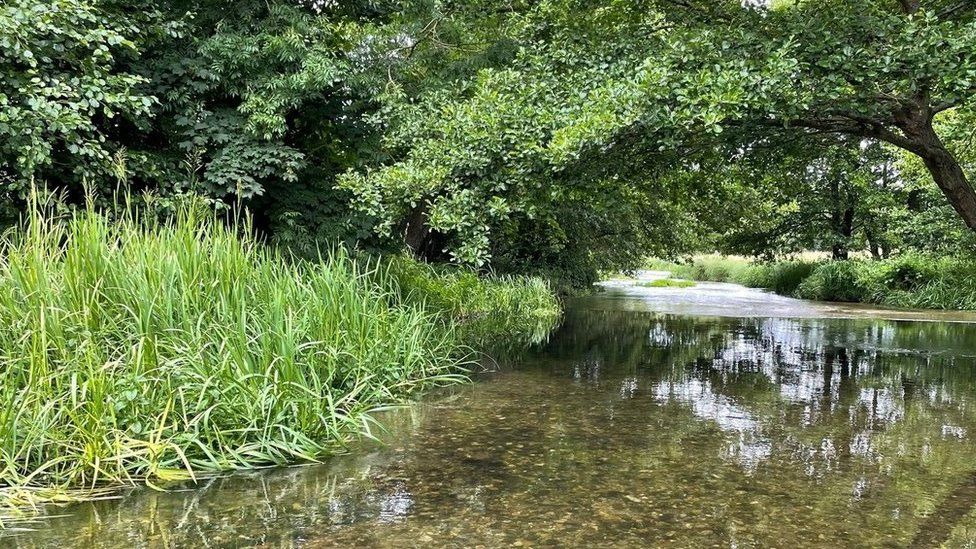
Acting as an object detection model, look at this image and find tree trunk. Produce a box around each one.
[918,143,976,231]
[829,178,853,260]
[895,111,976,232]
[835,207,853,260]
[898,0,920,14]
[403,202,448,261]
[865,229,881,260]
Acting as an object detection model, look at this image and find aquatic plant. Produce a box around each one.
[379,255,561,345]
[636,278,696,288]
[0,197,481,511]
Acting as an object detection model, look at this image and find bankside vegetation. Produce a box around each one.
[647,254,976,310]
[0,198,557,512]
[637,278,697,289]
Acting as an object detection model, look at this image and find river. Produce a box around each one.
[8,279,976,547]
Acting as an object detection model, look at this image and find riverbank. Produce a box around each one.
[10,286,976,547]
[644,254,976,311]
[0,200,559,516]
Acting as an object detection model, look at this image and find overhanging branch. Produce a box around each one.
[755,114,920,154]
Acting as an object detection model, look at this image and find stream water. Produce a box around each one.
[9,280,976,547]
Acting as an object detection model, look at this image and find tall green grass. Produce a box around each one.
[644,255,753,283]
[794,254,976,310]
[380,255,561,345]
[0,198,478,512]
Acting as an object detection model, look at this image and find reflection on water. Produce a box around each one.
[9,292,976,547]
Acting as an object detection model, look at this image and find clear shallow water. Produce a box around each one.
[9,285,976,547]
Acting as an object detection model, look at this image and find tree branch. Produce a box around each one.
[898,0,920,15]
[755,114,921,154]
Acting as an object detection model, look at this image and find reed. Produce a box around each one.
[379,255,561,345]
[0,197,472,512]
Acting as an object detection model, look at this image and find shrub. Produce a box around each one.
[380,255,561,345]
[642,253,976,310]
[864,253,940,292]
[687,255,754,282]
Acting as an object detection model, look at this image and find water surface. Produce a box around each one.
[9,283,976,547]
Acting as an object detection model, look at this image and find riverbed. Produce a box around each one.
[8,280,976,547]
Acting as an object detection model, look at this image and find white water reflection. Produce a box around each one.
[653,378,771,470]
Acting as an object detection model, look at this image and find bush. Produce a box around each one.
[643,255,754,283]
[688,255,754,282]
[742,260,818,295]
[643,254,976,310]
[863,253,940,292]
[864,255,976,310]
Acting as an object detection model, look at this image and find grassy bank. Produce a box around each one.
[645,254,976,310]
[381,256,560,345]
[0,199,558,515]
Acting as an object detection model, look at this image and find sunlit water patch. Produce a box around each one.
[8,291,976,547]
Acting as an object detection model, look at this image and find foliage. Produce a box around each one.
[341,0,976,273]
[0,195,559,509]
[4,0,976,288]
[380,255,560,345]
[644,255,750,283]
[794,261,869,303]
[740,261,818,296]
[637,278,696,289]
[0,0,152,203]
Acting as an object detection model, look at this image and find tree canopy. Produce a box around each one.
[2,0,975,285]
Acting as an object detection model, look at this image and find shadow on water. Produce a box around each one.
[9,291,976,547]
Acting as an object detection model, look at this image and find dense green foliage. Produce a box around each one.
[341,0,976,274]
[649,254,976,310]
[0,0,152,197]
[4,0,976,287]
[0,198,556,509]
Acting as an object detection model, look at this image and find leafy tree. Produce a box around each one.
[715,138,909,260]
[754,0,976,230]
[341,0,976,275]
[4,0,976,285]
[0,0,152,209]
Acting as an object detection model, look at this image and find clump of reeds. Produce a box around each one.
[379,255,561,345]
[0,196,466,511]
